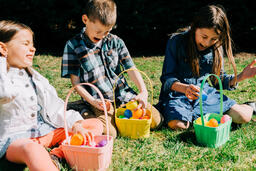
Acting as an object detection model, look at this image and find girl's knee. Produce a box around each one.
[168,120,189,130]
[21,141,44,155]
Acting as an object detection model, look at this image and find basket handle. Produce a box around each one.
[112,68,153,116]
[200,74,223,126]
[63,83,110,145]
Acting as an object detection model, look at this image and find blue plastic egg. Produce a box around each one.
[124,109,132,118]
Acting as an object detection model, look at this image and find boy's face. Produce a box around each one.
[82,15,113,44]
[195,28,220,51]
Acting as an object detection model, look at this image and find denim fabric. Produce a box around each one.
[157,31,236,123]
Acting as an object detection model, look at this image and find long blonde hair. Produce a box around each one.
[187,5,237,84]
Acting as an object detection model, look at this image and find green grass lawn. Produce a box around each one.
[0,53,255,170]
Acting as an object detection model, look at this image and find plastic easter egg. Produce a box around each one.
[99,100,111,111]
[105,100,111,111]
[195,117,207,125]
[201,91,208,101]
[144,109,151,118]
[133,108,143,119]
[141,115,150,119]
[97,140,107,147]
[126,101,138,110]
[70,133,84,146]
[129,116,136,119]
[117,108,126,115]
[195,117,203,125]
[194,90,207,106]
[207,118,218,127]
[124,109,132,118]
[221,114,231,124]
[119,115,125,119]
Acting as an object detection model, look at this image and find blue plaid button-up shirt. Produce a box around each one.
[61,27,136,104]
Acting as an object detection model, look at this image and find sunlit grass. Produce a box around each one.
[0,52,255,170]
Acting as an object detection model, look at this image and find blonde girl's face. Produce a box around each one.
[6,29,36,69]
[195,28,220,51]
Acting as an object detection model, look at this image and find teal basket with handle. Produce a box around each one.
[193,74,232,148]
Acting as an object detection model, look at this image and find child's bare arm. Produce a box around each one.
[229,59,256,86]
[127,66,148,109]
[171,82,200,100]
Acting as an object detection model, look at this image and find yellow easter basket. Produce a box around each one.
[61,83,114,171]
[113,68,153,139]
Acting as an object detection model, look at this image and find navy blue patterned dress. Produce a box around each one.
[157,31,236,123]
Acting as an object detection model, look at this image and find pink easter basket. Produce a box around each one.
[61,83,114,171]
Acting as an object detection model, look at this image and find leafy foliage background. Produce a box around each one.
[0,0,255,55]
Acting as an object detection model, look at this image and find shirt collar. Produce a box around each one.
[80,27,103,49]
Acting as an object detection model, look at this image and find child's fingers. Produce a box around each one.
[190,85,200,92]
[82,132,91,145]
[187,93,198,100]
[137,103,142,110]
[85,131,94,146]
[104,100,111,111]
[191,91,200,98]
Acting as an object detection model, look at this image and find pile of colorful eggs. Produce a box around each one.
[195,114,231,127]
[70,133,107,147]
[117,101,150,120]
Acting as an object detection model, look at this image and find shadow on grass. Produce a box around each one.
[162,123,243,149]
[162,126,199,149]
[0,157,26,171]
[176,129,198,146]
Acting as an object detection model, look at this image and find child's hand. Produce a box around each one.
[133,91,148,109]
[72,121,94,146]
[92,99,111,111]
[240,59,256,80]
[185,84,200,100]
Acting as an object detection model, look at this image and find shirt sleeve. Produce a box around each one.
[37,73,83,131]
[0,57,18,104]
[117,38,135,70]
[160,36,180,94]
[61,40,81,78]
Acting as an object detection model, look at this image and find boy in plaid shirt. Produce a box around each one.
[61,0,163,138]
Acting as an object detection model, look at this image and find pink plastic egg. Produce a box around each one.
[221,115,231,124]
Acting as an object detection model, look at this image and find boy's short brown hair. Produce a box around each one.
[84,0,117,26]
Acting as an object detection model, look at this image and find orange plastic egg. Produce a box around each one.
[141,115,150,119]
[207,118,218,127]
[70,133,84,146]
[133,108,143,119]
[99,100,111,111]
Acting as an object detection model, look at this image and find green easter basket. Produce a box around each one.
[193,74,232,148]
